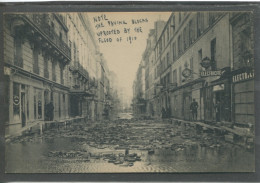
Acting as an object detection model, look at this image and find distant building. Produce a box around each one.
[132,60,146,117]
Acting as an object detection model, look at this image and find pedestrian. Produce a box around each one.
[49,101,54,121]
[190,99,198,121]
[161,107,166,119]
[215,100,221,122]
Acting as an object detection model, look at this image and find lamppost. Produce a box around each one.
[200,56,212,70]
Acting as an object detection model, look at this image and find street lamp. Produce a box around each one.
[200,56,211,69]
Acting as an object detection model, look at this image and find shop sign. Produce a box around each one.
[232,70,254,83]
[13,95,20,105]
[200,70,222,77]
[213,84,224,91]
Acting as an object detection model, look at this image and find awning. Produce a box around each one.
[69,89,94,97]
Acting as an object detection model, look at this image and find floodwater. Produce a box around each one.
[5,114,255,173]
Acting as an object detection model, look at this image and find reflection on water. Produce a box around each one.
[6,136,254,173]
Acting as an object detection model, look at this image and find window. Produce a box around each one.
[162,35,165,48]
[239,26,253,68]
[172,42,176,61]
[37,90,42,119]
[166,27,169,41]
[172,69,177,84]
[197,12,204,37]
[33,46,39,74]
[159,40,162,53]
[198,49,202,63]
[210,38,216,70]
[179,66,182,85]
[52,60,56,81]
[166,52,170,67]
[190,57,194,78]
[172,15,175,32]
[69,40,72,49]
[13,82,20,122]
[60,64,64,84]
[44,56,49,78]
[59,32,63,40]
[14,36,23,67]
[183,26,188,49]
[209,12,218,26]
[189,19,195,44]
[178,34,182,55]
[33,88,43,120]
[58,93,61,118]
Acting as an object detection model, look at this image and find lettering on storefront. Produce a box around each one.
[200,70,222,77]
[232,70,254,83]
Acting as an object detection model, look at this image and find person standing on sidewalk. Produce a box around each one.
[215,100,221,122]
[190,99,198,121]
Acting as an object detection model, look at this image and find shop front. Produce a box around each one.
[203,78,231,123]
[232,68,254,126]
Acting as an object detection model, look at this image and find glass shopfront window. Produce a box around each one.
[34,88,43,120]
[13,82,20,123]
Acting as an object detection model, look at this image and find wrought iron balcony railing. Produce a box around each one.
[23,14,71,61]
[70,61,89,80]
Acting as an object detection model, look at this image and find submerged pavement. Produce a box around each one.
[5,116,255,173]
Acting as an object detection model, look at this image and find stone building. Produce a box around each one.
[132,60,146,117]
[230,12,255,127]
[152,12,233,122]
[137,11,255,130]
[3,12,116,137]
[66,13,97,121]
[4,13,71,136]
[142,21,166,118]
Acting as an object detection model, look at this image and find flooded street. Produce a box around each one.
[5,114,254,173]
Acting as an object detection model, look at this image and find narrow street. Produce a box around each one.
[6,114,254,173]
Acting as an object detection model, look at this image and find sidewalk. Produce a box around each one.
[5,116,85,141]
[168,117,254,146]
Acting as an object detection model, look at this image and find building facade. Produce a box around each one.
[230,12,255,128]
[3,13,118,137]
[136,11,255,130]
[132,60,146,117]
[4,13,71,136]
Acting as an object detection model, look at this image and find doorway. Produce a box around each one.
[21,92,26,127]
[183,92,192,121]
[214,90,231,122]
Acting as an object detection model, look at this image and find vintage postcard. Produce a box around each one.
[2,8,256,173]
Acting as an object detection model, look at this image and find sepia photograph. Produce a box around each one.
[2,7,256,174]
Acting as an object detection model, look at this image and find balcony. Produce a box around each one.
[10,14,71,63]
[69,61,89,82]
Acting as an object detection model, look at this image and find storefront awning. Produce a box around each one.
[69,89,94,97]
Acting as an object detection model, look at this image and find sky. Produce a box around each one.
[87,12,171,102]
